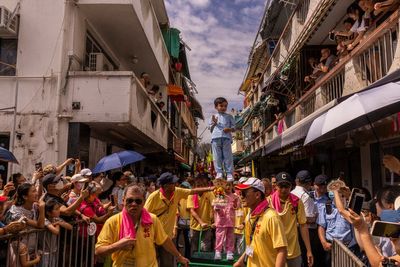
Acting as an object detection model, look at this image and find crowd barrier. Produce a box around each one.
[332,239,366,267]
[0,221,95,267]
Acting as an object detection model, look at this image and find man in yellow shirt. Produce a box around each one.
[186,173,215,255]
[234,177,288,267]
[144,172,213,267]
[268,172,314,267]
[95,184,189,267]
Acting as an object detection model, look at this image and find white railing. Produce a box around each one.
[332,239,366,267]
[321,70,345,105]
[357,22,399,85]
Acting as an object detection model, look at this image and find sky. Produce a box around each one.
[165,0,267,142]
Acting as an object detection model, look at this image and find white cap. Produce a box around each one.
[235,177,265,194]
[395,196,400,210]
[71,174,89,183]
[238,177,249,183]
[80,168,92,176]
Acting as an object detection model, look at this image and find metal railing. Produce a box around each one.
[321,69,345,105]
[0,221,95,267]
[332,239,366,267]
[357,22,399,85]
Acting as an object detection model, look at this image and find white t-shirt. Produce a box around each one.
[291,186,317,218]
[350,18,367,33]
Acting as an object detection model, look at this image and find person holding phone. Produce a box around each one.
[316,179,357,267]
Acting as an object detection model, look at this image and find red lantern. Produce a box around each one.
[175,62,183,72]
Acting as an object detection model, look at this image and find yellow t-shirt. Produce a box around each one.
[178,199,190,220]
[267,196,307,259]
[244,208,287,267]
[144,187,191,238]
[234,206,249,235]
[187,192,214,231]
[95,212,168,267]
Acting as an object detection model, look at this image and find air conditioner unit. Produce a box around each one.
[88,53,114,71]
[0,6,18,37]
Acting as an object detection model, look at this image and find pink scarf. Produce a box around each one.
[160,188,174,201]
[119,208,153,239]
[270,191,299,213]
[251,199,269,216]
[192,194,200,209]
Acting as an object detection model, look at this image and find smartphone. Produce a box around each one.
[371,221,400,238]
[109,195,115,206]
[347,188,365,215]
[35,162,42,171]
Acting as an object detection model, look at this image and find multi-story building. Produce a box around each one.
[237,0,400,193]
[0,0,202,178]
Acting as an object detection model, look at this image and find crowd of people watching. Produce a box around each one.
[303,0,400,85]
[0,153,398,267]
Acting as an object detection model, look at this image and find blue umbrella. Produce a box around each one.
[92,150,145,173]
[0,147,19,164]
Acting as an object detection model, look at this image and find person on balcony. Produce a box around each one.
[140,72,151,90]
[333,18,355,58]
[95,184,190,267]
[304,48,337,84]
[209,97,236,181]
[346,3,367,51]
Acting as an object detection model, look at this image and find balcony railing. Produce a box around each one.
[246,10,400,152]
[357,21,399,85]
[180,103,197,137]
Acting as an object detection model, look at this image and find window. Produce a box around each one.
[84,33,116,71]
[0,38,17,76]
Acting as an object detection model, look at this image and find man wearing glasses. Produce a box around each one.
[95,184,190,267]
[234,177,287,267]
[144,172,214,267]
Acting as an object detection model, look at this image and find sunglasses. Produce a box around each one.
[125,198,143,205]
[241,189,255,197]
[277,183,291,189]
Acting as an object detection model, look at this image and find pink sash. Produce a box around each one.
[119,208,153,239]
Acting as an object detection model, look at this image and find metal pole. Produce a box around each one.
[8,70,18,180]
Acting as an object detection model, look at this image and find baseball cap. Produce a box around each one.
[80,168,92,176]
[158,172,179,186]
[0,196,7,202]
[238,177,249,183]
[314,174,329,185]
[296,170,312,183]
[42,173,62,188]
[235,177,265,194]
[71,174,89,183]
[276,172,293,185]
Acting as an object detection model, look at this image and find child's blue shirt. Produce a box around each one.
[209,112,235,141]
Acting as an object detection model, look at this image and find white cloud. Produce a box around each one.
[165,0,265,142]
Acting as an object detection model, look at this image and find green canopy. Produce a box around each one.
[162,28,181,59]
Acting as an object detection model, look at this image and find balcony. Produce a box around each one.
[63,71,169,153]
[247,10,400,154]
[76,0,169,84]
[179,102,197,137]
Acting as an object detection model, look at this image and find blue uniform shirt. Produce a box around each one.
[317,201,356,246]
[209,112,235,141]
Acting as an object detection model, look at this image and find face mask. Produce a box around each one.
[328,191,334,200]
[380,209,400,223]
[55,180,64,190]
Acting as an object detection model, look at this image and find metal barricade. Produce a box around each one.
[332,239,366,267]
[0,221,95,267]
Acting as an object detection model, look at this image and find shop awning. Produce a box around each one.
[162,28,181,59]
[305,80,400,145]
[262,135,282,156]
[237,148,262,165]
[281,100,337,147]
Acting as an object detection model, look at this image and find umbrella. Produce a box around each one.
[304,81,400,145]
[92,150,145,173]
[0,147,19,164]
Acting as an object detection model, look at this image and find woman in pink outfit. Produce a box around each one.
[213,182,240,261]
